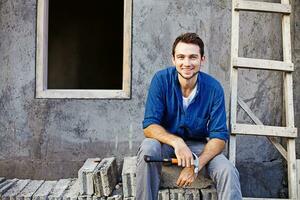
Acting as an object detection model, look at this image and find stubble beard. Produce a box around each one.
[177,70,199,80]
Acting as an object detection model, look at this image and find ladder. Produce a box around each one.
[229,0,297,199]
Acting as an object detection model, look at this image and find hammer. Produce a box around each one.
[144,153,200,175]
[144,155,178,164]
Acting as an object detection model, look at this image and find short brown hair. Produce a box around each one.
[172,33,204,57]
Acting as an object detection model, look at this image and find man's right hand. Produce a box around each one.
[172,138,194,168]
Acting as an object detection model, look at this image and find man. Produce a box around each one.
[136,33,242,200]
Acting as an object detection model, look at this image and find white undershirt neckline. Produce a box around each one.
[182,84,197,112]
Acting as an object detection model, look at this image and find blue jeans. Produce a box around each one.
[136,138,242,200]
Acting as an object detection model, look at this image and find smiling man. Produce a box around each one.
[136,33,242,200]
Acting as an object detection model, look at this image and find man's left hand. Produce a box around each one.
[176,166,197,187]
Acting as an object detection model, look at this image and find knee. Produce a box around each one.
[217,162,239,179]
[137,138,162,158]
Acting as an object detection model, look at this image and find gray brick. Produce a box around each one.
[32,181,57,200]
[158,189,170,200]
[121,157,137,198]
[184,189,200,200]
[16,180,44,200]
[160,165,213,189]
[123,197,135,200]
[107,195,122,200]
[169,189,185,200]
[63,179,79,200]
[78,195,93,200]
[78,158,101,195]
[93,157,118,197]
[48,179,72,200]
[2,179,30,200]
[91,196,105,200]
[0,179,18,198]
[200,187,217,200]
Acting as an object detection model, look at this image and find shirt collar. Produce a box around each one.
[173,67,201,94]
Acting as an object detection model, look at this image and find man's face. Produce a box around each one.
[172,42,205,80]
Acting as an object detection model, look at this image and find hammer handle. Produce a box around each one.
[144,155,178,164]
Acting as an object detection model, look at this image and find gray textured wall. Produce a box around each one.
[0,0,299,198]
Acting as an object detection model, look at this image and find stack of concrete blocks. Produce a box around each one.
[0,156,217,200]
[0,178,80,200]
[122,156,217,200]
[78,157,121,200]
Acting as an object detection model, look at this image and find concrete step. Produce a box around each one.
[16,180,44,200]
[32,180,57,200]
[63,179,79,200]
[2,179,30,200]
[0,179,18,198]
[48,179,73,200]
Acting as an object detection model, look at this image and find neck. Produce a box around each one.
[178,73,198,97]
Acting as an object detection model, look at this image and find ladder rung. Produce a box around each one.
[233,57,294,72]
[235,1,291,14]
[231,123,297,138]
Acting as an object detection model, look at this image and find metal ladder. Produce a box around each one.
[229,0,297,199]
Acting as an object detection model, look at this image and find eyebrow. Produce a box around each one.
[176,54,199,57]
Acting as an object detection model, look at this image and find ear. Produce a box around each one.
[200,55,206,63]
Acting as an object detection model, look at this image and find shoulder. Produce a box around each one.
[152,66,176,83]
[154,67,175,78]
[199,72,224,93]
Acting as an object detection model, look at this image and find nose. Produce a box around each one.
[183,58,191,66]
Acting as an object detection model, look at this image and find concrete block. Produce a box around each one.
[200,187,217,200]
[93,157,118,197]
[32,181,57,200]
[122,157,137,198]
[169,189,185,200]
[16,180,44,200]
[2,179,30,200]
[161,165,213,189]
[91,196,105,200]
[107,195,122,200]
[0,179,18,197]
[78,195,93,200]
[63,179,79,200]
[158,189,170,200]
[48,179,72,200]
[169,188,200,200]
[123,197,135,200]
[184,189,200,200]
[0,178,5,184]
[78,158,101,195]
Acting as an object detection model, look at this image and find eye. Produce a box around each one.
[177,55,184,60]
[190,55,198,60]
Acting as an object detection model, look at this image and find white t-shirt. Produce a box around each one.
[182,85,197,112]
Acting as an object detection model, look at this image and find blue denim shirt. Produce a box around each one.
[142,67,228,141]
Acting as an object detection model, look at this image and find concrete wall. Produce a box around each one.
[0,0,299,198]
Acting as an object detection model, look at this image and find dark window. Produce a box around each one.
[48,0,124,89]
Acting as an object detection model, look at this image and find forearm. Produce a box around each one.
[198,138,225,171]
[143,124,184,148]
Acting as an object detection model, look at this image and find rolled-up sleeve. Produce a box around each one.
[142,74,165,129]
[207,86,229,141]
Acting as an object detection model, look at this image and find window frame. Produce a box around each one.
[36,0,132,99]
